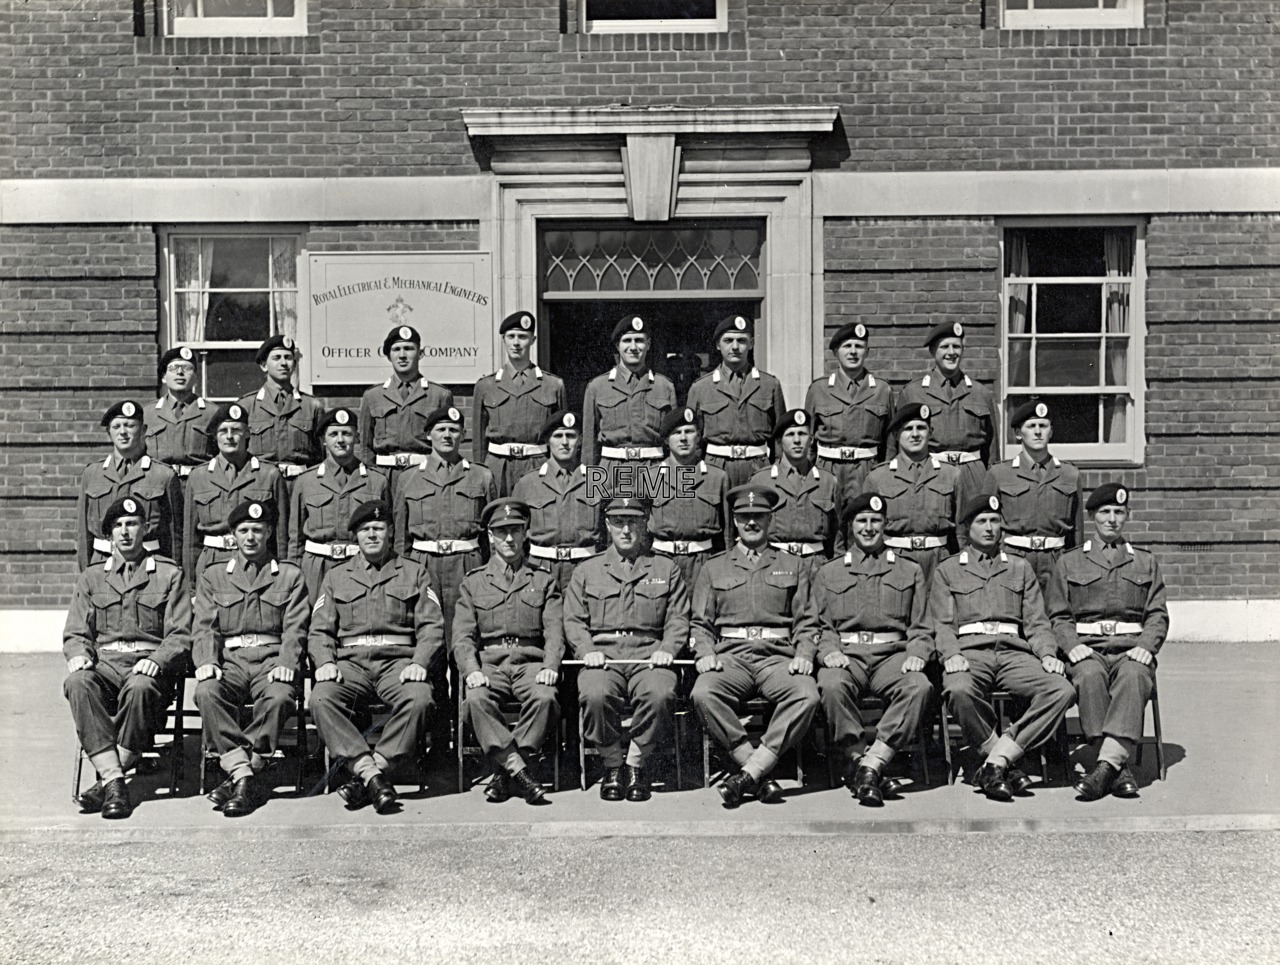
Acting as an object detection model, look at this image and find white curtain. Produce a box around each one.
[270,236,299,342]
[1006,231,1031,386]
[174,237,214,342]
[1103,228,1134,440]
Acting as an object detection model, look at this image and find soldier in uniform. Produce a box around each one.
[358,324,453,485]
[863,402,961,586]
[648,406,730,592]
[686,314,786,488]
[144,346,217,482]
[288,407,390,603]
[307,500,444,814]
[512,411,602,592]
[564,496,690,802]
[453,498,564,805]
[1044,483,1169,801]
[63,496,192,819]
[749,409,842,565]
[472,311,566,496]
[76,400,182,570]
[930,494,1075,802]
[808,493,935,806]
[237,334,325,486]
[805,322,893,507]
[691,484,818,808]
[983,399,1083,589]
[193,499,308,817]
[182,402,286,576]
[894,321,999,510]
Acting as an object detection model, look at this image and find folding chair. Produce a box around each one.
[72,673,188,802]
[456,690,563,793]
[1134,679,1167,780]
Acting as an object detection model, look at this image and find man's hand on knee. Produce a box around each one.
[788,656,814,676]
[132,658,160,678]
[194,663,222,682]
[823,652,850,670]
[943,655,969,674]
[536,667,558,686]
[66,655,93,674]
[315,662,342,683]
[583,651,607,669]
[399,663,428,684]
[465,670,488,690]
[1041,655,1066,676]
[267,666,295,684]
[901,655,926,673]
[1067,644,1093,664]
[1124,646,1153,666]
[695,655,723,674]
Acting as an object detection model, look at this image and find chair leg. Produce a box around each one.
[294,692,308,795]
[456,708,466,794]
[578,704,588,792]
[552,717,562,793]
[701,728,711,787]
[940,701,956,785]
[673,713,683,791]
[169,683,185,796]
[916,731,931,787]
[199,733,210,796]
[1152,691,1167,780]
[72,749,85,804]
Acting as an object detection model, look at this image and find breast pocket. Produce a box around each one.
[1046,478,1077,523]
[515,586,548,635]
[136,589,168,636]
[332,586,366,629]
[1119,569,1153,611]
[383,583,419,627]
[469,589,506,637]
[921,480,953,523]
[90,589,123,636]
[633,581,669,628]
[879,572,916,621]
[762,570,800,614]
[192,486,223,529]
[996,576,1026,617]
[258,590,290,630]
[696,394,731,419]
[585,583,623,627]
[83,479,115,524]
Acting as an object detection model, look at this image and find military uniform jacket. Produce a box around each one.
[192,556,309,670]
[581,366,677,465]
[62,554,192,673]
[471,365,566,463]
[804,369,892,452]
[358,376,454,461]
[183,455,287,573]
[392,454,497,552]
[287,459,390,558]
[143,394,217,469]
[686,364,786,447]
[894,367,999,460]
[864,456,960,541]
[76,454,183,570]
[648,459,730,548]
[1044,540,1169,655]
[804,548,933,663]
[451,557,565,676]
[929,549,1056,660]
[307,553,444,669]
[564,548,691,658]
[237,383,325,467]
[749,461,842,554]
[691,545,814,661]
[983,453,1083,545]
[512,462,602,550]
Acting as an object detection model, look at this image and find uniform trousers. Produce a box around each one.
[817,650,934,751]
[489,452,544,498]
[703,453,769,490]
[64,650,177,757]
[942,646,1075,753]
[1003,545,1063,591]
[577,663,678,768]
[309,648,436,764]
[692,653,819,759]
[194,647,298,757]
[816,456,874,512]
[406,546,483,642]
[463,654,560,758]
[1067,649,1155,744]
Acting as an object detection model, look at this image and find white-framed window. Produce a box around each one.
[1001,0,1143,30]
[165,0,308,38]
[162,227,305,401]
[1000,220,1146,465]
[579,0,727,34]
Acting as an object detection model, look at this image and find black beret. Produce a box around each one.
[727,484,780,515]
[481,498,531,529]
[538,410,581,443]
[101,494,145,536]
[923,321,965,349]
[1010,398,1052,430]
[348,500,391,532]
[960,493,1004,526]
[772,408,817,441]
[1086,482,1132,514]
[382,325,421,357]
[499,311,537,335]
[610,314,648,344]
[255,334,297,365]
[604,496,650,518]
[424,405,465,432]
[713,314,753,342]
[158,346,197,375]
[660,406,701,440]
[844,492,887,521]
[210,402,249,432]
[886,403,932,437]
[227,499,276,529]
[828,322,869,352]
[317,407,357,434]
[100,400,144,427]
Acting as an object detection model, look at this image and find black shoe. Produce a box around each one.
[1007,766,1034,795]
[1112,765,1140,798]
[337,777,370,809]
[852,766,884,808]
[1074,760,1119,801]
[485,772,511,803]
[600,767,625,802]
[625,765,651,802]
[757,778,785,804]
[718,771,757,809]
[100,778,133,819]
[367,774,399,814]
[77,781,105,813]
[206,777,236,811]
[223,776,265,818]
[978,762,1014,802]
[511,769,549,805]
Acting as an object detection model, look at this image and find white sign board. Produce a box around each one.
[307,251,493,385]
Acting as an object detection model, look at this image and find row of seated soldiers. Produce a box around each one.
[64,470,1166,820]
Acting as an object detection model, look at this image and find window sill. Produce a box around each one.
[984,26,1167,47]
[138,35,321,55]
[562,30,744,52]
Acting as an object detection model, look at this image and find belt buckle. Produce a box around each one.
[947,452,961,464]
[730,445,747,459]
[746,627,762,639]
[555,547,571,561]
[330,544,345,560]
[509,444,525,458]
[983,621,1000,634]
[787,543,801,555]
[1030,536,1046,550]
[624,446,641,460]
[1101,621,1116,636]
[500,636,517,648]
[221,535,237,550]
[858,630,874,644]
[674,541,689,554]
[840,447,855,460]
[910,536,926,550]
[438,540,453,553]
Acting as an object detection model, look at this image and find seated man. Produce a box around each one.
[564,496,690,802]
[307,500,444,814]
[1045,483,1169,801]
[809,493,935,806]
[930,494,1076,802]
[690,484,818,808]
[63,496,192,819]
[193,500,309,817]
[453,498,564,804]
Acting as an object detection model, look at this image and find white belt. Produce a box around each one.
[839,631,906,645]
[341,633,413,648]
[203,533,239,550]
[651,538,713,555]
[277,463,309,478]
[224,633,282,649]
[529,544,598,562]
[885,535,947,550]
[704,443,768,459]
[412,537,480,555]
[600,445,663,460]
[958,622,1020,636]
[770,541,824,556]
[1076,621,1143,636]
[305,540,358,560]
[375,452,429,469]
[1004,534,1066,551]
[721,627,789,641]
[816,445,876,461]
[93,538,159,554]
[100,641,158,654]
[488,442,548,458]
[936,450,982,465]
[174,465,196,477]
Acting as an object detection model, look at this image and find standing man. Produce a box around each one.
[453,498,564,804]
[1045,483,1169,801]
[691,484,817,808]
[805,322,893,507]
[77,400,182,570]
[472,311,566,496]
[307,500,444,814]
[63,496,191,819]
[564,497,690,802]
[895,321,999,509]
[808,493,935,806]
[750,409,842,564]
[192,500,308,817]
[983,399,1083,589]
[686,314,786,488]
[238,334,325,484]
[144,346,217,482]
[930,494,1075,802]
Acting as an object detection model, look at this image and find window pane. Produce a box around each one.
[1104,339,1129,386]
[269,236,298,288]
[1019,226,1108,277]
[587,1,717,19]
[1006,0,1028,8]
[203,350,262,401]
[174,291,207,342]
[206,292,271,341]
[1008,339,1032,387]
[1036,284,1102,334]
[208,237,270,289]
[1046,395,1101,445]
[1036,338,1100,387]
[203,0,270,16]
[275,0,295,15]
[1036,0,1102,9]
[1102,396,1129,443]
